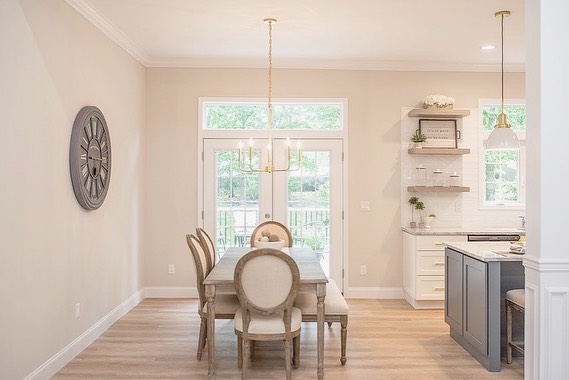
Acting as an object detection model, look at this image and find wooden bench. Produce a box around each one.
[294,279,349,365]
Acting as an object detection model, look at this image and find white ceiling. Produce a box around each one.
[66,0,526,72]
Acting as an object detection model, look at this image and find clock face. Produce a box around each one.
[69,106,111,210]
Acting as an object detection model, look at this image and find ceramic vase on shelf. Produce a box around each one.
[425,216,436,229]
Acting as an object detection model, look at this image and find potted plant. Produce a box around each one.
[411,130,427,148]
[408,196,419,228]
[415,201,426,228]
[423,94,455,109]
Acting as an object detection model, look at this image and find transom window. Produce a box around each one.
[203,101,344,130]
[480,101,526,208]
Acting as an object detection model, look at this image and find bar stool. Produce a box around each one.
[505,289,525,363]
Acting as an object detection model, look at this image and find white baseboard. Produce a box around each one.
[344,286,404,299]
[25,289,144,380]
[144,286,198,298]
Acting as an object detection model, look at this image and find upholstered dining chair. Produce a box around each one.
[249,221,293,247]
[196,227,218,271]
[186,234,240,360]
[233,248,302,379]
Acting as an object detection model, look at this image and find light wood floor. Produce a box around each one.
[54,298,523,379]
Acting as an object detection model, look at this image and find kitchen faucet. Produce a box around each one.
[518,216,526,230]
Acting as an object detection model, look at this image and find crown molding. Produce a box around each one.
[64,0,149,65]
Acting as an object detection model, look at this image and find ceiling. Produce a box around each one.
[66,0,526,72]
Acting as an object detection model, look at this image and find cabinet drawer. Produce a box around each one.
[416,276,445,300]
[416,252,445,275]
[416,235,466,250]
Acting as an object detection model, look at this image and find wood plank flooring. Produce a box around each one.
[53,298,523,379]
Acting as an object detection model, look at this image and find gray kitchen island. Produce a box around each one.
[444,242,525,372]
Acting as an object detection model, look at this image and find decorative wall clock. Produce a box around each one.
[69,106,111,210]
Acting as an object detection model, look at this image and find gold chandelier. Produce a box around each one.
[486,10,519,150]
[238,18,301,173]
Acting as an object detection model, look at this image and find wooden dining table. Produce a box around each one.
[203,246,328,379]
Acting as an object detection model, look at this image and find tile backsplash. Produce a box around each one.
[401,107,525,229]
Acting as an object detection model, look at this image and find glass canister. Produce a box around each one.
[432,169,444,187]
[450,172,461,187]
[415,165,427,186]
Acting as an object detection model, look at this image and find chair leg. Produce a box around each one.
[242,339,250,379]
[197,317,207,360]
[340,315,348,366]
[293,335,300,368]
[284,338,292,380]
[506,301,513,364]
[237,336,243,369]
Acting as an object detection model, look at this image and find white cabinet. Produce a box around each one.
[403,232,466,309]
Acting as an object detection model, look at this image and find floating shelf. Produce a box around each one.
[408,109,470,118]
[407,186,470,193]
[408,148,470,155]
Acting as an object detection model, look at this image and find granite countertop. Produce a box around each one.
[444,241,525,262]
[401,227,525,236]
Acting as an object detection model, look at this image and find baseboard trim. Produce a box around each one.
[25,289,144,380]
[344,286,404,299]
[144,286,198,298]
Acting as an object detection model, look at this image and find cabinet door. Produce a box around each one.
[444,248,463,332]
[463,256,488,355]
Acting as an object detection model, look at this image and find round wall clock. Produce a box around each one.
[69,106,112,210]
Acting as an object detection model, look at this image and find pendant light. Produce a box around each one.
[238,18,301,173]
[486,10,519,150]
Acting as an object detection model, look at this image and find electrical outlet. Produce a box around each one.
[75,303,80,319]
[455,202,462,212]
[168,264,175,274]
[360,201,370,212]
[360,265,367,275]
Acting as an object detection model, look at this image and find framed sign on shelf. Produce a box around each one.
[419,119,459,148]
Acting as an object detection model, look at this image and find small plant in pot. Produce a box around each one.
[408,196,419,228]
[415,201,426,228]
[425,213,436,229]
[411,130,427,148]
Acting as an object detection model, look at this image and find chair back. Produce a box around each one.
[234,248,300,319]
[186,234,209,308]
[196,228,218,269]
[250,221,293,247]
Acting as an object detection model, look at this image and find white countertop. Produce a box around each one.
[402,227,525,236]
[444,241,525,262]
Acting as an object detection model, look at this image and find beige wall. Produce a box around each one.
[144,68,525,290]
[0,1,145,378]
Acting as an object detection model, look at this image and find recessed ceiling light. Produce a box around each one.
[481,45,496,51]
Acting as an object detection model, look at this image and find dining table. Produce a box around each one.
[203,246,328,379]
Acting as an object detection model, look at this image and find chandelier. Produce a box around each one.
[486,10,519,150]
[238,18,301,173]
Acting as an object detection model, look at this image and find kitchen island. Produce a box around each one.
[444,242,525,372]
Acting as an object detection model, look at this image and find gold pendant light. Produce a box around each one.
[238,18,301,173]
[486,10,519,150]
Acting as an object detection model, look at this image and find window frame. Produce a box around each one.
[478,99,526,210]
[199,98,347,137]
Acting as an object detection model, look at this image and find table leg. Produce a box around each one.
[316,283,326,380]
[205,285,216,379]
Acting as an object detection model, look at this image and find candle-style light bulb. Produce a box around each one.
[239,140,243,150]
[286,137,291,147]
[249,138,253,147]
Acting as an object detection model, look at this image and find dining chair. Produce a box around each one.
[249,221,293,247]
[196,227,218,271]
[233,248,301,379]
[294,278,349,365]
[186,234,240,360]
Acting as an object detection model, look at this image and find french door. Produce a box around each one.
[201,138,344,286]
